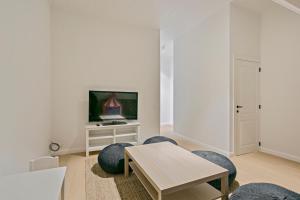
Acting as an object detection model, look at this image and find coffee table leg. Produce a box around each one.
[124,150,129,177]
[221,175,229,200]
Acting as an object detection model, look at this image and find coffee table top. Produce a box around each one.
[125,142,228,194]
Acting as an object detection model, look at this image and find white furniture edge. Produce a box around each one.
[85,121,140,156]
[0,167,66,200]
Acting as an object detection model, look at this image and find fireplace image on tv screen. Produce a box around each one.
[89,91,138,122]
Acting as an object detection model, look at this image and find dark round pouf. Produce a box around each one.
[230,183,300,200]
[143,136,178,145]
[98,143,133,174]
[192,151,237,191]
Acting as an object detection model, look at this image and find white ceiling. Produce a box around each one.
[51,0,232,40]
[287,0,300,8]
[232,0,300,15]
[273,0,300,14]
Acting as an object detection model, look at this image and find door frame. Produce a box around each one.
[233,56,261,155]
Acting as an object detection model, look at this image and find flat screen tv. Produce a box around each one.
[89,91,138,122]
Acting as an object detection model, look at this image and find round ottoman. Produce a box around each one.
[230,183,300,200]
[192,151,237,191]
[98,143,133,174]
[143,136,178,145]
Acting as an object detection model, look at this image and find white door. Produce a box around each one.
[235,58,260,155]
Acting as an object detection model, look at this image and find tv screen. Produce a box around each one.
[89,91,138,122]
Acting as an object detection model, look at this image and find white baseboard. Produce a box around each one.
[260,147,300,163]
[160,123,173,126]
[172,132,233,157]
[51,147,85,156]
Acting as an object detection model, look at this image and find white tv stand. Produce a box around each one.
[85,121,140,156]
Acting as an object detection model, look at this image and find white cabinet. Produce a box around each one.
[85,121,140,156]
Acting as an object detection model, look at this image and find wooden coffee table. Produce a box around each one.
[124,142,229,200]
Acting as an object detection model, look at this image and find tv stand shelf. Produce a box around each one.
[85,121,140,156]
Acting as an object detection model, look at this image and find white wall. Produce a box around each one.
[174,5,231,154]
[51,9,160,153]
[260,3,300,161]
[230,4,261,59]
[0,0,51,175]
[160,39,174,125]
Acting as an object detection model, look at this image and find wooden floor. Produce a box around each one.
[60,131,300,200]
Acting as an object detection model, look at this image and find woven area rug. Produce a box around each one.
[85,156,151,200]
[85,155,239,200]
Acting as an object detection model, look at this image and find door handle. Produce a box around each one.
[237,105,243,109]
